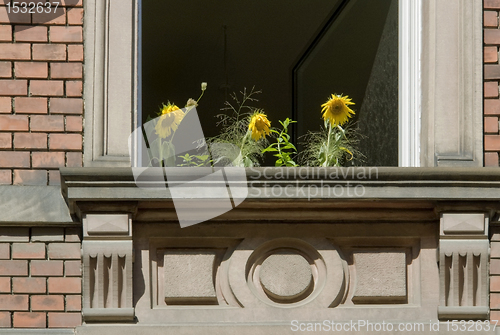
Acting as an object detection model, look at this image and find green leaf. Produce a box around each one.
[195,155,210,161]
[262,147,279,153]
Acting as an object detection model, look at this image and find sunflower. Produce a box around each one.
[155,103,184,139]
[321,94,355,127]
[248,111,271,141]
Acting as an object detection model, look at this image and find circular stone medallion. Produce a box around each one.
[259,252,312,302]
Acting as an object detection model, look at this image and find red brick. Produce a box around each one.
[492,293,500,309]
[14,133,47,149]
[31,260,63,276]
[50,26,82,43]
[30,80,64,96]
[0,133,11,149]
[0,312,10,327]
[485,82,499,98]
[65,228,80,242]
[67,45,83,62]
[491,310,500,322]
[494,242,500,258]
[0,115,28,130]
[48,170,60,186]
[32,152,65,168]
[486,0,500,10]
[13,312,46,328]
[12,243,45,259]
[31,227,64,242]
[65,115,82,132]
[32,7,66,25]
[0,277,9,293]
[66,295,81,311]
[13,170,47,186]
[485,65,500,80]
[14,26,47,42]
[485,135,500,151]
[485,11,498,27]
[0,44,30,60]
[31,295,64,311]
[32,44,66,61]
[65,80,81,97]
[485,99,500,115]
[31,115,64,132]
[486,152,500,167]
[492,259,500,274]
[12,277,46,293]
[0,152,29,168]
[0,25,12,41]
[65,260,81,276]
[48,243,81,259]
[66,152,82,167]
[48,312,81,328]
[0,295,28,311]
[50,62,82,79]
[15,97,47,114]
[0,61,11,78]
[0,79,27,96]
[50,98,82,114]
[486,29,500,45]
[50,133,81,150]
[485,117,499,134]
[0,243,8,259]
[0,97,11,113]
[0,6,31,24]
[493,276,500,292]
[0,170,11,184]
[48,278,81,294]
[485,47,498,64]
[15,62,48,79]
[67,7,83,25]
[0,260,27,276]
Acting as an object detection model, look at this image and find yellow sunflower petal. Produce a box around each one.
[321,94,355,127]
[249,111,271,141]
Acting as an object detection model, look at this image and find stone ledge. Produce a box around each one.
[0,186,74,225]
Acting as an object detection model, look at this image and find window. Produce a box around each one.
[83,0,483,168]
[142,0,399,166]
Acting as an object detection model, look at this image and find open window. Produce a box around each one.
[83,0,482,168]
[142,0,399,166]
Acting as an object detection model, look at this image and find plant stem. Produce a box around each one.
[323,123,332,167]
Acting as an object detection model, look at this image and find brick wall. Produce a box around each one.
[485,0,500,166]
[0,227,82,328]
[0,0,83,185]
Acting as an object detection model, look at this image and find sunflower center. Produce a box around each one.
[330,100,344,115]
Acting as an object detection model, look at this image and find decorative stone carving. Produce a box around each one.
[238,238,347,308]
[82,214,134,321]
[259,252,313,302]
[352,251,407,303]
[438,213,489,319]
[163,250,218,304]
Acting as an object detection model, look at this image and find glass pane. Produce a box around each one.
[142,0,398,166]
[295,0,398,166]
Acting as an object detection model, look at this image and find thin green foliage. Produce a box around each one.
[299,121,364,167]
[262,118,298,167]
[207,87,268,167]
